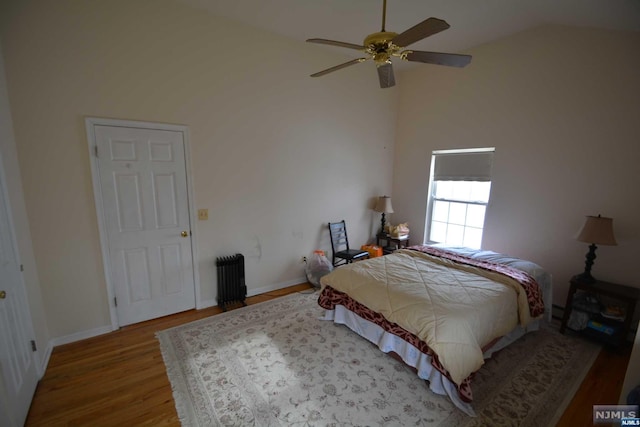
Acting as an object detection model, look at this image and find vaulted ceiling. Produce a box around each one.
[179,0,640,55]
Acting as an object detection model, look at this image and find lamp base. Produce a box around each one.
[573,272,596,284]
[380,212,386,235]
[574,243,598,284]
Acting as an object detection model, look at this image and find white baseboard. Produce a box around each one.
[198,298,217,309]
[248,276,308,297]
[50,324,114,348]
[197,276,308,309]
[38,341,54,379]
[43,277,307,362]
[36,325,114,377]
[37,278,308,378]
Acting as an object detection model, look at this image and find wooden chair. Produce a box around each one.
[328,220,370,267]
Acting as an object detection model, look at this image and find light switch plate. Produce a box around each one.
[198,209,208,220]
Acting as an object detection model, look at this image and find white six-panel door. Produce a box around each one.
[0,153,38,427]
[93,124,195,326]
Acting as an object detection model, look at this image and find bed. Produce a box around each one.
[317,244,552,416]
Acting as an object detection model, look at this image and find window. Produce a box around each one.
[426,149,494,249]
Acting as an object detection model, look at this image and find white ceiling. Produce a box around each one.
[179,0,640,54]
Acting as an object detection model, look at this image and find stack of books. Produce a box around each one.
[587,320,616,335]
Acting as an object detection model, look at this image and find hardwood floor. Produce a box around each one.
[26,283,631,426]
[556,342,631,427]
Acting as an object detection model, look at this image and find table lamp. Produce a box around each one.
[374,196,394,235]
[574,214,617,284]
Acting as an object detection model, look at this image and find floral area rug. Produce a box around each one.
[156,291,600,426]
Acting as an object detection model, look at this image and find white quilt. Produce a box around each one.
[319,248,539,386]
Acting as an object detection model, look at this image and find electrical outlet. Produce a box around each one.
[198,209,208,220]
[301,256,307,263]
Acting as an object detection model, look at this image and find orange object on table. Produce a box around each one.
[361,244,383,258]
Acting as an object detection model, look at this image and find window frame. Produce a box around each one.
[425,148,495,249]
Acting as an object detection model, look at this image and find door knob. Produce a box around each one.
[181,231,189,238]
[0,290,6,299]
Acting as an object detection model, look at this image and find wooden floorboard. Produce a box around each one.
[556,342,631,427]
[25,283,631,426]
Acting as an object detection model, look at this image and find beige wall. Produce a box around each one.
[0,0,396,338]
[4,1,638,345]
[0,42,49,370]
[392,25,640,306]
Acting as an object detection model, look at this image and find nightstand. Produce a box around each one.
[376,233,410,255]
[560,276,640,347]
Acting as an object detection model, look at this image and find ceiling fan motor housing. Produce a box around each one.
[364,31,401,64]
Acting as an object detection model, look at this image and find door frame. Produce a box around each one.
[85,117,201,330]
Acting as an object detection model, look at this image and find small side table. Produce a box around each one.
[376,233,410,255]
[560,276,640,347]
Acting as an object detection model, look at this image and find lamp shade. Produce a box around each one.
[576,215,617,246]
[374,196,394,214]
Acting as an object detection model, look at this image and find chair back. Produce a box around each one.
[328,220,350,254]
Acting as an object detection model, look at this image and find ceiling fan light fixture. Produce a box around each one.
[373,52,391,64]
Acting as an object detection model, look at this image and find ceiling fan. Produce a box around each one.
[307,0,472,88]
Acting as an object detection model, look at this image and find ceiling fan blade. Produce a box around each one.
[310,58,368,77]
[306,38,365,51]
[377,63,395,88]
[392,17,450,47]
[404,50,472,67]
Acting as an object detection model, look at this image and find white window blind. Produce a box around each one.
[432,151,494,182]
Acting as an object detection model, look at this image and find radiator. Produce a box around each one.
[215,253,247,311]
